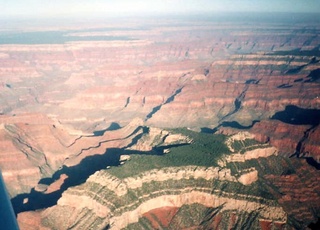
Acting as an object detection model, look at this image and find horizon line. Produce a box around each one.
[1,11,319,20]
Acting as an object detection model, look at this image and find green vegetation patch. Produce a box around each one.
[69,175,276,216]
[108,128,230,178]
[230,138,262,153]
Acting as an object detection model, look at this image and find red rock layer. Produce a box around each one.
[301,125,320,162]
[0,113,143,197]
[142,206,180,229]
[250,120,309,156]
[0,17,319,230]
[264,160,320,226]
[0,20,318,131]
[16,211,43,230]
[219,120,320,162]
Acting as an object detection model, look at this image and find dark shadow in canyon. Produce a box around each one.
[284,64,307,75]
[277,84,293,88]
[93,122,121,136]
[145,87,183,120]
[305,68,320,82]
[124,126,150,149]
[218,85,249,124]
[271,105,320,126]
[308,218,320,230]
[272,105,320,169]
[220,120,259,129]
[11,143,189,214]
[145,105,162,120]
[200,127,216,134]
[201,120,259,134]
[245,79,260,84]
[271,45,320,57]
[305,157,320,170]
[124,97,130,108]
[294,78,304,82]
[11,148,121,214]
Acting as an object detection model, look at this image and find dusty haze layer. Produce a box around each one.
[0,13,319,229]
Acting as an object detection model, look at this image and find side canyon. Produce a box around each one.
[0,13,319,229]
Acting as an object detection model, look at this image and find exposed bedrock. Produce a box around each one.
[0,21,319,131]
[44,52,319,131]
[218,103,320,164]
[21,156,320,230]
[0,114,146,197]
[23,168,286,229]
[15,127,320,230]
[1,18,319,230]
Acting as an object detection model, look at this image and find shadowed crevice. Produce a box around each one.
[11,140,190,214]
[145,87,183,121]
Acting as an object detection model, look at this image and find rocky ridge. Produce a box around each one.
[16,124,320,229]
[0,15,319,229]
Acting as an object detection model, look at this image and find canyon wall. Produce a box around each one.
[0,15,319,229]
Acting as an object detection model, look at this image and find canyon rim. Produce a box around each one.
[0,6,320,230]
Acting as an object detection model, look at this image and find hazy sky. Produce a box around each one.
[1,0,320,18]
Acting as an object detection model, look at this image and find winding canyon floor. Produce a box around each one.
[0,13,320,229]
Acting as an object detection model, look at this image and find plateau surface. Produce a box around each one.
[0,13,319,229]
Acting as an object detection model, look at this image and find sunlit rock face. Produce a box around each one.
[16,124,320,230]
[1,17,319,130]
[0,113,145,197]
[0,14,320,230]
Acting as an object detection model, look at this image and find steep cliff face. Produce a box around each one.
[0,114,145,198]
[0,113,75,197]
[1,18,319,130]
[1,15,319,229]
[16,127,320,230]
[301,126,320,162]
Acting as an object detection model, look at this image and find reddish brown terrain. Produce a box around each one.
[0,14,319,229]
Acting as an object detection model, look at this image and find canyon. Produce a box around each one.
[0,13,319,229]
